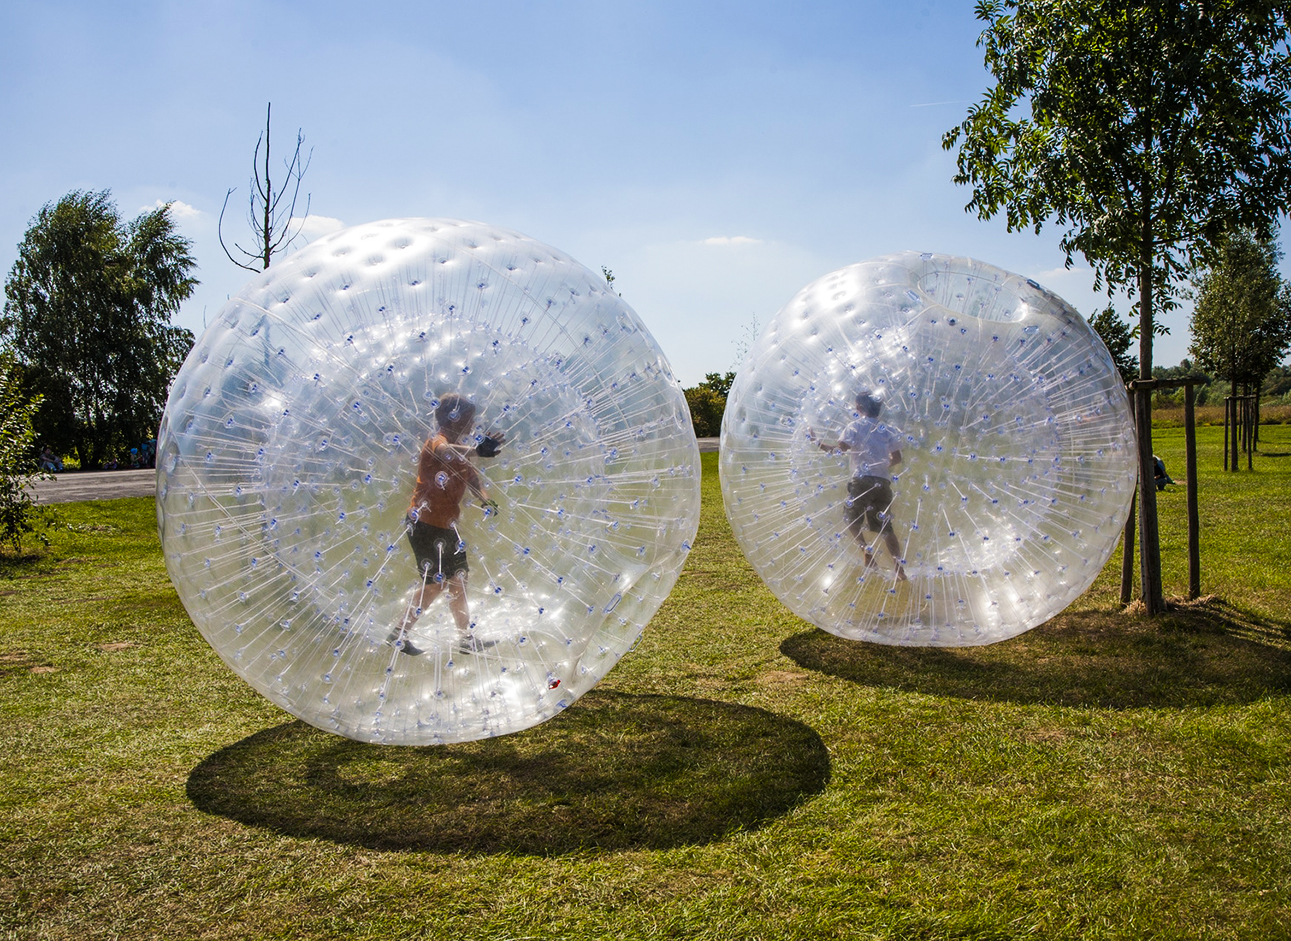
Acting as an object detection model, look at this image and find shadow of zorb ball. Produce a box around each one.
[157,218,700,743]
[720,252,1136,646]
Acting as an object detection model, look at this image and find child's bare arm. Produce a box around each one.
[806,427,848,453]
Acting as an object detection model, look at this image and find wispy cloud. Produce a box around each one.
[909,100,966,109]
[295,215,345,239]
[702,235,761,246]
[142,199,202,219]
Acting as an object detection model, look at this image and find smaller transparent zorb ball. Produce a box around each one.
[157,219,700,743]
[720,252,1136,646]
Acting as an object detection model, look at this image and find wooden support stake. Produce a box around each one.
[1120,488,1137,605]
[1247,396,1254,470]
[1185,384,1200,600]
[1224,396,1231,472]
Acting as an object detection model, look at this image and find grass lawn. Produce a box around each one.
[1,424,1289,940]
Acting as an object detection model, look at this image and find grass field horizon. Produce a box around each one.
[2,424,1288,940]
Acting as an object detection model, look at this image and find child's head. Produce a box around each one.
[435,393,476,434]
[855,391,882,418]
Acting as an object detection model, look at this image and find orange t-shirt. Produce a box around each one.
[408,434,480,527]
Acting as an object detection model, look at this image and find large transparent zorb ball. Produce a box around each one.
[157,218,700,743]
[720,252,1136,646]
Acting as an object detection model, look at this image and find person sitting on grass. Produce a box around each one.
[387,393,505,656]
[1153,454,1174,491]
[38,446,62,473]
[809,390,908,582]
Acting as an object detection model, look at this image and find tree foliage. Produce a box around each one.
[1189,228,1291,397]
[219,102,312,272]
[2,190,197,469]
[0,352,51,553]
[944,0,1291,378]
[683,372,736,437]
[1088,305,1139,384]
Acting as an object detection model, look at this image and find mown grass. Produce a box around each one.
[1,425,1289,940]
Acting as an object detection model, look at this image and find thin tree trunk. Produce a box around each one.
[262,103,273,270]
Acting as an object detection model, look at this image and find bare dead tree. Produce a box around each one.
[218,102,312,271]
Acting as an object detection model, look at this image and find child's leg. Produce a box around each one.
[880,526,907,581]
[446,573,470,635]
[399,578,444,633]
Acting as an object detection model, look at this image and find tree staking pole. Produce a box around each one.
[1184,383,1200,600]
[1122,377,1203,605]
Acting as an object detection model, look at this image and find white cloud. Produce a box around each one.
[141,199,202,219]
[295,214,345,239]
[702,235,762,246]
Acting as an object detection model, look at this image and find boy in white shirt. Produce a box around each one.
[811,391,907,581]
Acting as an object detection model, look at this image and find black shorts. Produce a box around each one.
[407,519,469,583]
[844,476,894,534]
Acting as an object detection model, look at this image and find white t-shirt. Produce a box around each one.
[839,416,902,478]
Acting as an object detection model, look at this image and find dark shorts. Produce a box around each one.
[407,519,468,583]
[844,476,894,534]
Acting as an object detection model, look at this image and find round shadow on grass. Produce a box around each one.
[187,690,829,854]
[782,600,1291,709]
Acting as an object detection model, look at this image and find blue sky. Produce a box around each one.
[0,0,1246,386]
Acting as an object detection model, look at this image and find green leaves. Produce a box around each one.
[0,352,50,553]
[1189,228,1291,390]
[945,0,1291,372]
[1,190,198,469]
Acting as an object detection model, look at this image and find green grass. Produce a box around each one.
[2,426,1290,940]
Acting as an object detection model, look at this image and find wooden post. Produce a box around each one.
[1185,383,1200,600]
[1120,488,1137,605]
[1223,395,1231,472]
[1246,396,1254,470]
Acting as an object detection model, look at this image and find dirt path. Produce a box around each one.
[30,469,156,504]
[30,440,718,505]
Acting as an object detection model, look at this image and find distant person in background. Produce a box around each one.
[1153,454,1174,491]
[38,446,62,473]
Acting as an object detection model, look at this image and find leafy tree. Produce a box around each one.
[1264,363,1291,399]
[943,0,1291,613]
[683,372,737,437]
[1189,228,1291,404]
[700,371,735,399]
[0,352,51,553]
[1088,305,1138,384]
[2,190,197,469]
[220,102,312,271]
[684,386,725,437]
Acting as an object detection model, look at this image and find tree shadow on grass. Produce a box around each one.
[781,597,1291,709]
[187,690,829,855]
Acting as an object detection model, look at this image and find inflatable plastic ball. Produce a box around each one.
[720,252,1136,646]
[157,218,700,744]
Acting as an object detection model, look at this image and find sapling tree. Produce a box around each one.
[944,0,1291,612]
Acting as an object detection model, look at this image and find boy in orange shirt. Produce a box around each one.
[388,393,504,656]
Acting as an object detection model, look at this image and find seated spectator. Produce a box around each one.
[1153,455,1174,491]
[38,446,63,472]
